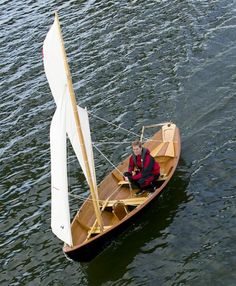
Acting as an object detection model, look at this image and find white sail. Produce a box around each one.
[50,97,73,246]
[43,16,67,105]
[78,106,97,192]
[66,104,98,191]
[43,15,97,190]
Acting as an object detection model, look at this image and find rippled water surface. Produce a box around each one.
[1,0,236,285]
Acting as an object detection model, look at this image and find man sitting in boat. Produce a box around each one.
[124,141,160,193]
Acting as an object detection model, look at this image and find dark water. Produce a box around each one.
[1,0,236,285]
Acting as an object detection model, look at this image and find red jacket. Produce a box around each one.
[128,148,160,186]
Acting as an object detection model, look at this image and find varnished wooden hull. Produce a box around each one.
[64,192,163,262]
[63,123,181,262]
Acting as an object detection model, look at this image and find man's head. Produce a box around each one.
[132,141,142,156]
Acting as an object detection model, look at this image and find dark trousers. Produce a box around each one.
[124,172,160,191]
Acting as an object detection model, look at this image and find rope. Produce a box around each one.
[88,110,145,139]
[93,144,124,176]
[93,141,131,145]
[93,139,163,145]
[69,184,122,203]
[69,192,89,201]
[93,144,134,195]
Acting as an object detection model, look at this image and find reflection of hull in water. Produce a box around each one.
[64,123,181,262]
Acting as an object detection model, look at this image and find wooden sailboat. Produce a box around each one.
[43,13,181,262]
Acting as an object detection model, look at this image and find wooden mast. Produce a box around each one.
[54,12,103,231]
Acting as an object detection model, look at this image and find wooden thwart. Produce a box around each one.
[86,220,102,241]
[118,180,129,185]
[102,197,147,208]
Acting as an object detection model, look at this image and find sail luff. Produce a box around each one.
[54,12,103,230]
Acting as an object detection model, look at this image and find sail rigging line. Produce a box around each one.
[93,144,133,194]
[54,12,103,231]
[93,141,132,145]
[93,144,124,177]
[69,185,122,204]
[93,140,163,177]
[69,192,92,201]
[93,139,164,145]
[87,110,149,140]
